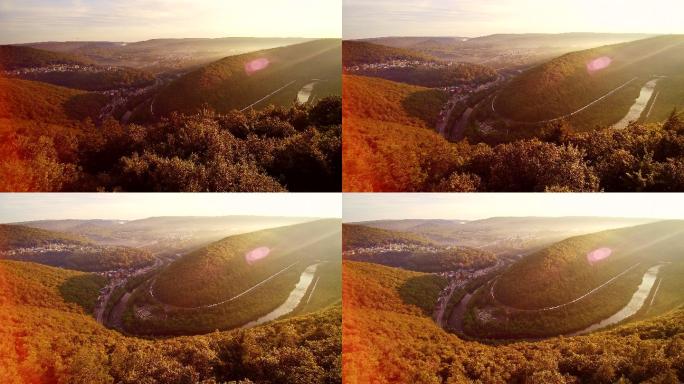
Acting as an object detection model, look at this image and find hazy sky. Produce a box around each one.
[0,0,341,44]
[0,193,341,222]
[344,193,684,222]
[343,0,684,39]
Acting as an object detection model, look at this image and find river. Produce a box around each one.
[613,79,660,129]
[243,263,320,328]
[297,81,318,104]
[570,264,663,335]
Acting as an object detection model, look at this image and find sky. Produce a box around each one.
[0,193,341,222]
[343,193,684,222]
[0,0,341,44]
[343,0,684,39]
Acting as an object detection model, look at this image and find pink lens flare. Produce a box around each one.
[245,246,270,264]
[586,56,612,74]
[587,247,612,265]
[245,58,269,75]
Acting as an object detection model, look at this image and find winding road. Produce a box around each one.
[489,262,642,312]
[148,261,301,310]
[240,80,296,112]
[491,77,639,125]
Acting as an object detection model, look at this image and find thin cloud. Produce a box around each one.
[0,0,341,43]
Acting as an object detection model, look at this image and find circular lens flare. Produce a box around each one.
[245,246,270,264]
[587,247,612,265]
[586,56,612,74]
[245,58,269,75]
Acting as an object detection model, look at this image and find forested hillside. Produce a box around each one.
[1,89,341,192]
[496,35,684,125]
[154,39,341,116]
[342,224,434,249]
[342,40,435,66]
[342,74,457,191]
[0,259,341,383]
[343,260,684,383]
[120,219,342,335]
[0,45,90,69]
[496,220,684,309]
[1,45,155,91]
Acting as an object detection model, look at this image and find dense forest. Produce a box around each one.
[1,76,341,192]
[344,260,684,383]
[0,259,341,384]
[343,74,684,192]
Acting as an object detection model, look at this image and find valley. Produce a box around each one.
[342,217,684,341]
[0,210,342,383]
[342,203,684,383]
[343,33,684,192]
[1,38,342,192]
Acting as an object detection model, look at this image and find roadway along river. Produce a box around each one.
[243,263,320,328]
[570,263,664,335]
[613,78,660,129]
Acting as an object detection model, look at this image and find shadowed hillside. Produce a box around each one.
[0,224,155,272]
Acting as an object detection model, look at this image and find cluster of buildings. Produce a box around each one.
[2,63,122,76]
[343,242,442,257]
[344,59,452,72]
[0,243,102,257]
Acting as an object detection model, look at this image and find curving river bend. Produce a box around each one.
[613,79,660,129]
[570,263,663,335]
[242,263,320,328]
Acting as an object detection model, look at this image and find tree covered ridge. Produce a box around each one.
[2,95,341,192]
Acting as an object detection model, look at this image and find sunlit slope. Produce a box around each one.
[153,39,341,116]
[496,35,684,125]
[495,220,684,309]
[0,259,105,313]
[0,259,341,383]
[343,75,461,192]
[152,219,341,308]
[0,224,154,272]
[343,260,684,383]
[0,77,106,123]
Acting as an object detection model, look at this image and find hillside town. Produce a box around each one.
[2,63,124,76]
[344,59,453,72]
[0,242,103,257]
[343,242,442,257]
